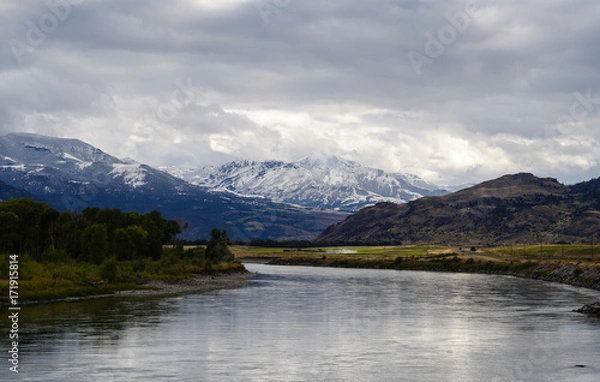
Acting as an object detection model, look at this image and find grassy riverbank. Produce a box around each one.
[0,252,248,304]
[232,244,600,291]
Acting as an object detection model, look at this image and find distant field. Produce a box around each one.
[231,244,600,266]
[488,243,595,256]
[232,245,454,263]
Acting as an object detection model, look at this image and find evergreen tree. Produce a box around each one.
[206,229,234,262]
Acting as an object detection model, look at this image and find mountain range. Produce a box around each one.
[6,132,597,246]
[0,133,347,241]
[160,155,447,212]
[316,173,600,245]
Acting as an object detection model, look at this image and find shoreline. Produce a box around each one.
[15,256,600,307]
[18,270,256,306]
[117,271,257,298]
[257,257,600,292]
[254,257,600,316]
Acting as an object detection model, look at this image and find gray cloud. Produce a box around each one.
[1,0,599,186]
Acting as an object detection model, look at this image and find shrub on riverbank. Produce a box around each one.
[0,250,245,303]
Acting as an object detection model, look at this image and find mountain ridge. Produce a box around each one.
[160,155,448,212]
[316,173,600,245]
[0,133,347,241]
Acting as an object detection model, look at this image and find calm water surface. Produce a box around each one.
[4,264,600,381]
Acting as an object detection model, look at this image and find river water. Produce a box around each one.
[5,264,600,381]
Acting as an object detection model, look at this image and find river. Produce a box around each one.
[4,264,600,381]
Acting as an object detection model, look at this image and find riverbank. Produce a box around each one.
[116,270,256,299]
[266,256,600,291]
[18,269,255,305]
[234,245,600,292]
[1,262,255,306]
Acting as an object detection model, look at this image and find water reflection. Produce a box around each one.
[4,265,600,382]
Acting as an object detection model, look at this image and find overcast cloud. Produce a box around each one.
[1,0,599,186]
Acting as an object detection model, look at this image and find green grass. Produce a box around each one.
[0,252,246,304]
[232,245,451,259]
[233,244,600,268]
[232,245,463,271]
[485,244,598,259]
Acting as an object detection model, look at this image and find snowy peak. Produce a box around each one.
[0,133,348,241]
[161,155,448,212]
[0,132,119,179]
[295,154,360,170]
[0,133,192,194]
[2,132,115,167]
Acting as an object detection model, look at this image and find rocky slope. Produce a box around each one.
[316,173,600,245]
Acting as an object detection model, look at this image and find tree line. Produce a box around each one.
[0,198,182,264]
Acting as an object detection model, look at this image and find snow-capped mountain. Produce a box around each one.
[160,154,448,212]
[0,133,347,240]
[0,132,196,197]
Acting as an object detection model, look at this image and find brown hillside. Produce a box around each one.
[315,173,600,246]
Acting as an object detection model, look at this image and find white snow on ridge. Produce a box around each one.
[120,157,137,165]
[2,155,16,163]
[78,162,93,170]
[0,164,26,171]
[62,152,83,163]
[160,155,448,212]
[0,133,448,210]
[0,133,198,196]
[109,163,147,188]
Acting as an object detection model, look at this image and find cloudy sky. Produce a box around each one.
[1,0,599,186]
